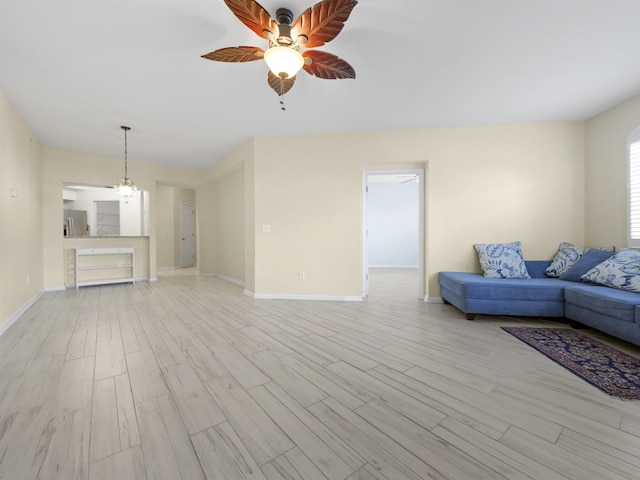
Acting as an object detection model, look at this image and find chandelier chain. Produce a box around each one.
[123,125,129,179]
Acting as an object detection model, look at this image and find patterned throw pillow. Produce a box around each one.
[581,249,640,293]
[559,248,615,282]
[545,242,584,277]
[474,241,531,279]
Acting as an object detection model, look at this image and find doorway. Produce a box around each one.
[180,203,195,268]
[362,170,424,299]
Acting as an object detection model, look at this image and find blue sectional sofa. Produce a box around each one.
[439,260,640,347]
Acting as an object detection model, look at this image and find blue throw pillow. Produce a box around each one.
[559,249,614,282]
[544,243,615,277]
[581,249,640,293]
[474,241,531,279]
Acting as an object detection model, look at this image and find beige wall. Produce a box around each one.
[252,122,586,298]
[244,151,256,293]
[211,167,244,282]
[42,148,204,288]
[585,94,640,248]
[0,90,43,329]
[156,184,175,268]
[196,183,215,274]
[38,120,587,300]
[198,139,251,284]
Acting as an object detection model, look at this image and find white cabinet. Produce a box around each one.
[75,247,135,289]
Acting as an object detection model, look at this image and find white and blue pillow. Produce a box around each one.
[545,242,584,277]
[474,241,530,279]
[581,249,640,293]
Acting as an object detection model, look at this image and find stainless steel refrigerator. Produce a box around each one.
[63,209,88,237]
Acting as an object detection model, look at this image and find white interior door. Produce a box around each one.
[180,203,195,267]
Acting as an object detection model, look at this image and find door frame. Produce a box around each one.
[362,169,425,299]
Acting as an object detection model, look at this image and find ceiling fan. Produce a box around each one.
[202,0,358,108]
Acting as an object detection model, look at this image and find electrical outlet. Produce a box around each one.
[299,272,305,280]
[26,274,30,285]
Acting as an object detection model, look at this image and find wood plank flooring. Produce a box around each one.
[1,267,640,479]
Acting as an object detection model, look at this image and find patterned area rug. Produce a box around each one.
[501,327,640,400]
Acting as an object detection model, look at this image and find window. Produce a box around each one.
[628,126,640,248]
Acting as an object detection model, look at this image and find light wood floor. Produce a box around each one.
[1,268,640,479]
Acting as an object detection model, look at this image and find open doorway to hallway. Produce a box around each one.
[367,267,419,301]
[362,170,424,299]
[156,184,197,271]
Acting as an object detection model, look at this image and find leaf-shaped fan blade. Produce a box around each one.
[292,0,358,48]
[268,70,296,95]
[302,50,355,79]
[223,0,276,39]
[202,46,265,62]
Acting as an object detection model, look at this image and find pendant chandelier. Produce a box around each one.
[114,125,137,200]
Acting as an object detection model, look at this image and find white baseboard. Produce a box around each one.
[0,288,45,337]
[427,296,444,303]
[368,265,418,269]
[62,278,150,289]
[244,290,363,302]
[210,273,245,288]
[45,285,67,292]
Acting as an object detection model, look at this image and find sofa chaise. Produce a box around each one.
[439,260,640,347]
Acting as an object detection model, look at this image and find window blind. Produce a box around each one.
[629,137,640,247]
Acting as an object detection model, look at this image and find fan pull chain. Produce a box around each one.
[280,78,286,111]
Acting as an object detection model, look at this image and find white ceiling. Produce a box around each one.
[2,0,640,171]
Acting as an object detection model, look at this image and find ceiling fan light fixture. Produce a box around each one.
[201,0,358,105]
[264,46,304,79]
